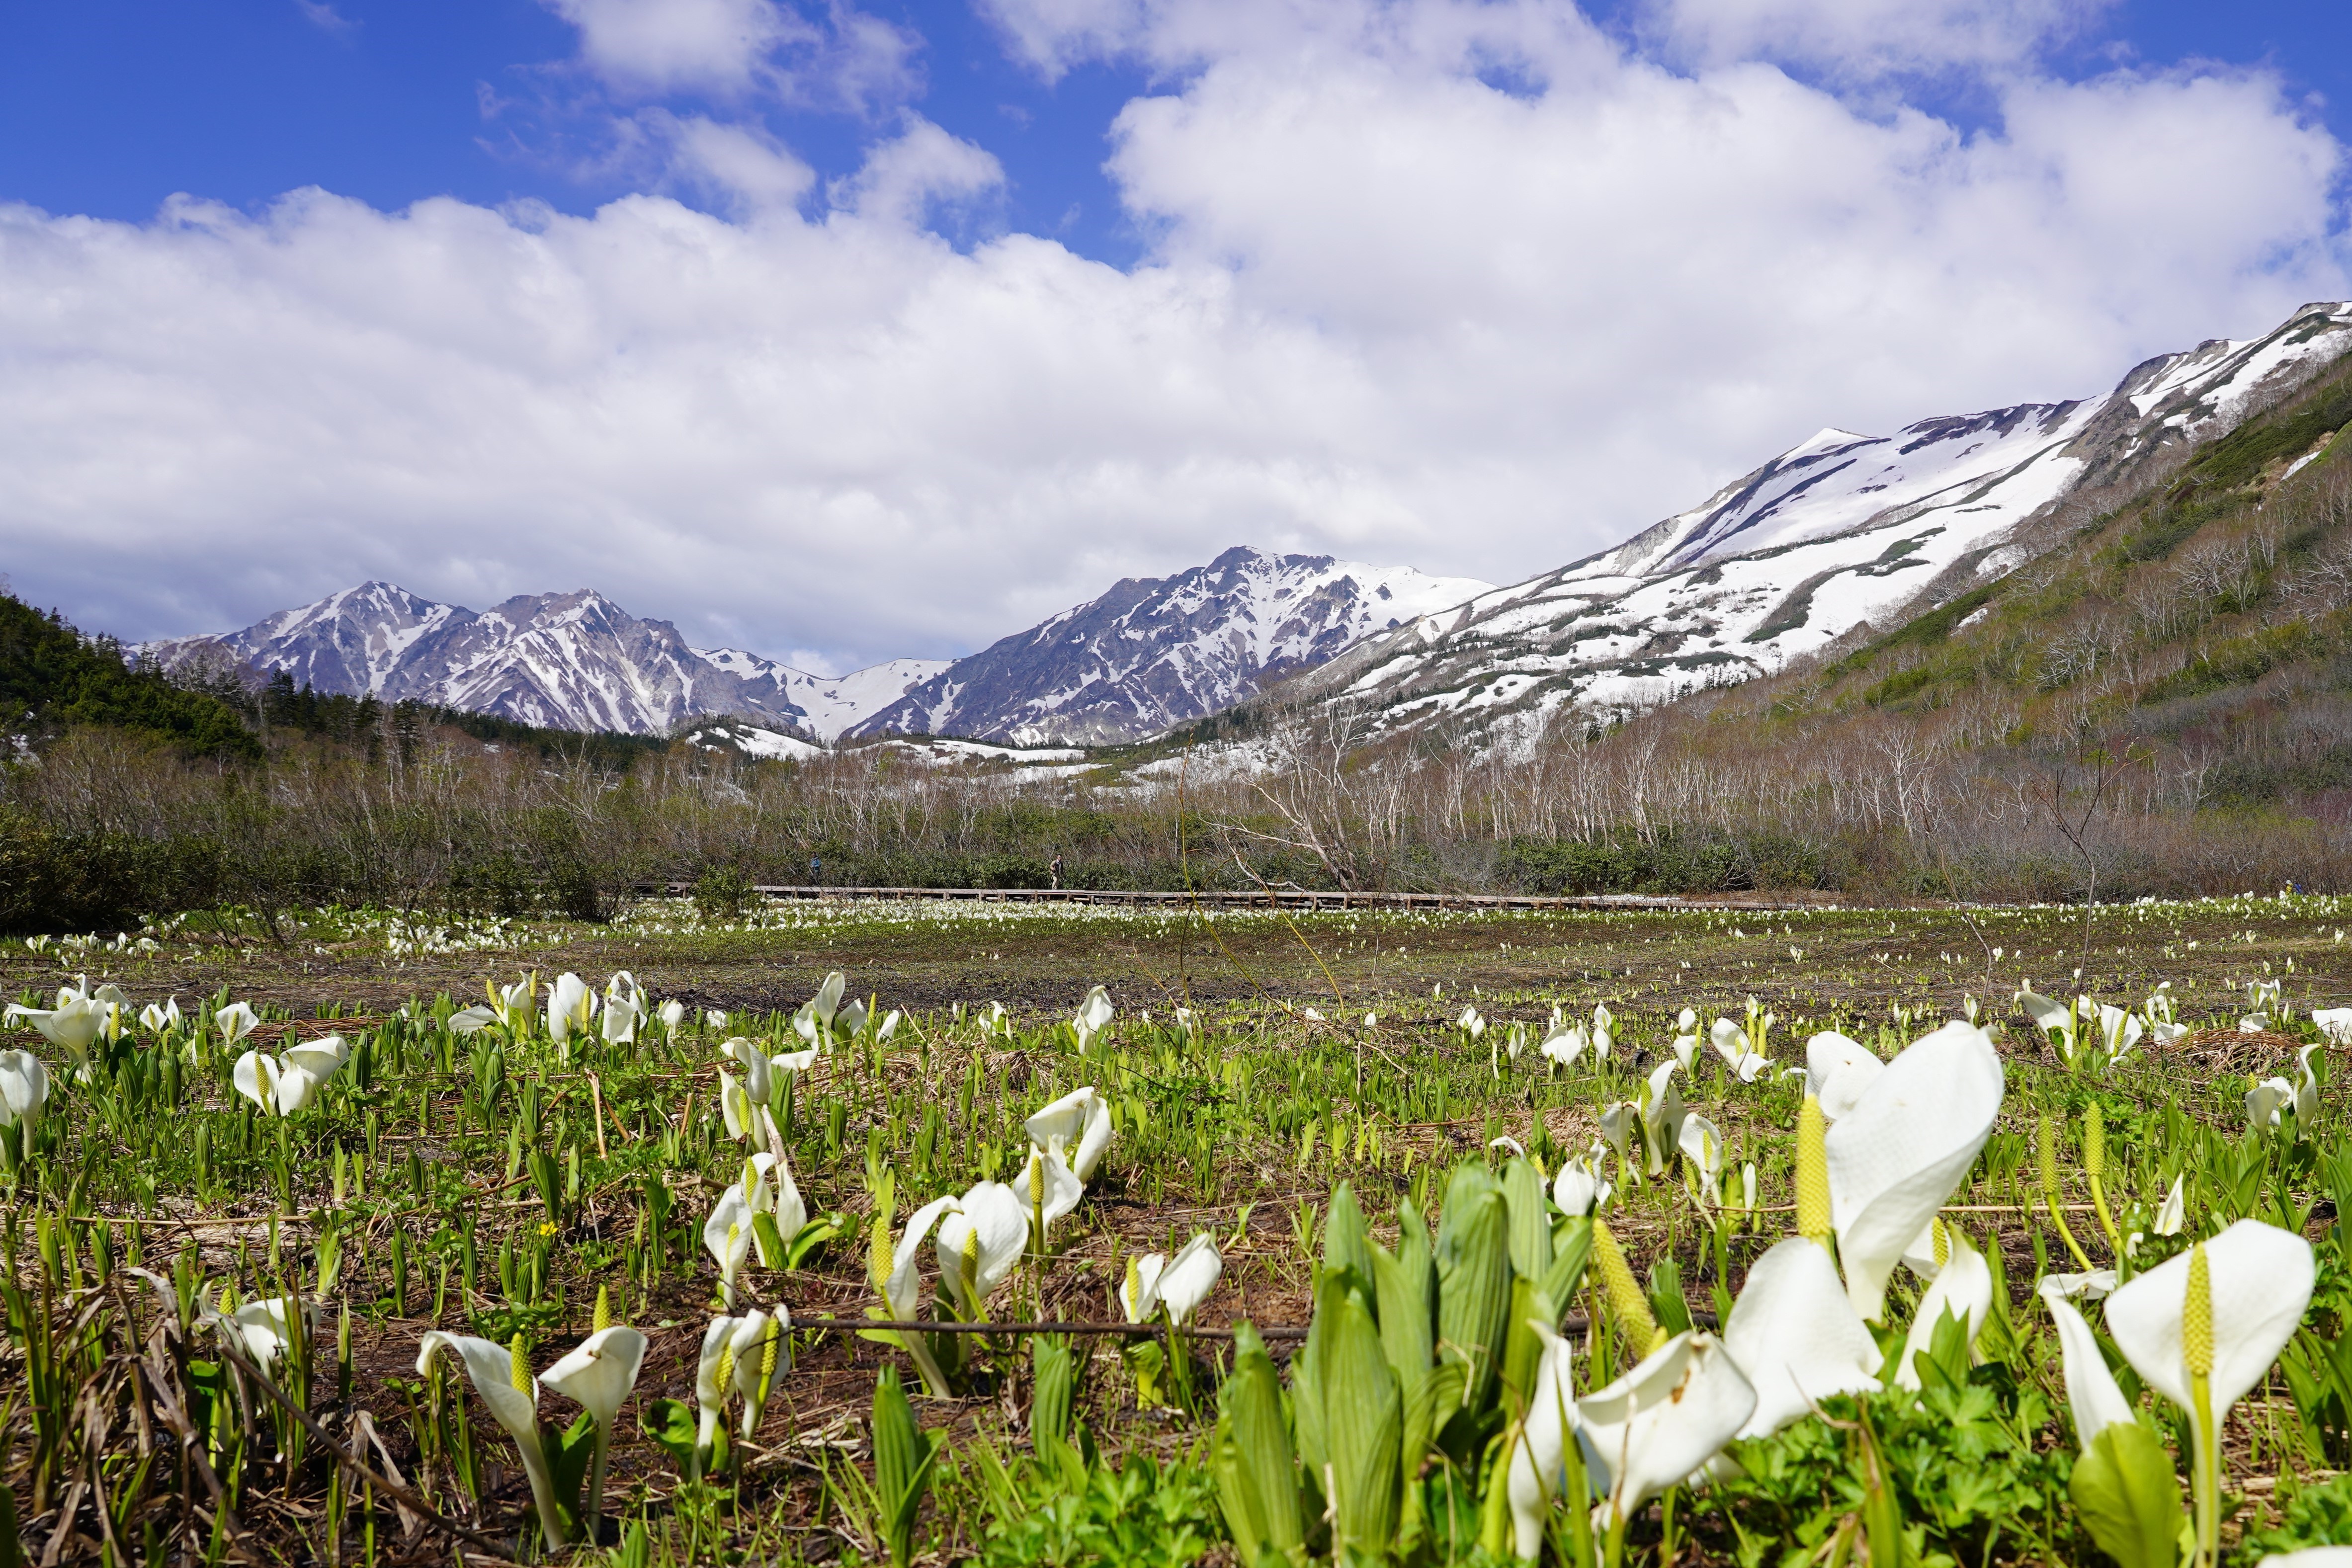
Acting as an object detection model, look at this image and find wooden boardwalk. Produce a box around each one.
[635,882,1842,912]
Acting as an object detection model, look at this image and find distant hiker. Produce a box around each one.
[1050,854,1064,890]
[809,856,821,884]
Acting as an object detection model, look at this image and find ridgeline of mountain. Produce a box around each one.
[139,584,942,740]
[846,546,1494,746]
[1289,301,2352,739]
[141,547,1491,745]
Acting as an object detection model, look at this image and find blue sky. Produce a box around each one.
[6,1,2343,271]
[0,0,2347,668]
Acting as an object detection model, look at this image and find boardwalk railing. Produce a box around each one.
[630,882,1841,912]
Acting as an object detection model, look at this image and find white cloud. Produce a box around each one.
[1641,0,2115,78]
[1,0,2346,675]
[543,0,919,110]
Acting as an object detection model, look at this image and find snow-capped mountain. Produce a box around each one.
[1299,301,2352,737]
[143,585,932,738]
[694,649,949,740]
[845,546,1494,746]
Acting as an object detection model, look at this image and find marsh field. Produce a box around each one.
[6,891,2352,1568]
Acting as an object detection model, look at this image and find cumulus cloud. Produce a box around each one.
[544,0,920,111]
[1,0,2346,674]
[1641,0,2117,78]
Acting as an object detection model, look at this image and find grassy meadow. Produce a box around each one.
[4,892,2352,1567]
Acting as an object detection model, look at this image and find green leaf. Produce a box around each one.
[1500,1278,1559,1420]
[640,1398,699,1479]
[751,1211,787,1270]
[1435,1178,1511,1418]
[1371,1205,1436,1392]
[1324,1181,1374,1292]
[1212,1322,1306,1564]
[545,1412,597,1535]
[2070,1422,2186,1568]
[1541,1217,1592,1313]
[872,1366,937,1568]
[1320,1289,1404,1553]
[785,1215,845,1271]
[1647,1254,1694,1337]
[1501,1158,1552,1282]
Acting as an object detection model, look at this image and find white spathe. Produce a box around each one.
[0,1048,51,1128]
[1720,1238,1883,1438]
[541,1325,649,1432]
[1825,1021,2004,1321]
[1577,1330,1757,1524]
[1892,1238,1993,1389]
[934,1181,1031,1314]
[1506,1319,1582,1561]
[1122,1232,1223,1325]
[417,1331,565,1544]
[2038,1277,2136,1451]
[1804,1031,1882,1122]
[1024,1085,1113,1182]
[2104,1218,2313,1423]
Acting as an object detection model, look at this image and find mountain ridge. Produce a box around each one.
[1287,300,2352,740]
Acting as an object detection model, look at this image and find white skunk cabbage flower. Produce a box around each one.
[542,1323,648,1436]
[418,1332,566,1544]
[139,998,183,1034]
[1552,1155,1612,1217]
[1025,1085,1113,1182]
[2154,1175,2186,1237]
[600,973,645,1045]
[546,973,596,1046]
[214,1000,260,1047]
[233,1035,349,1116]
[2248,1075,2296,1133]
[2296,1043,2322,1126]
[1640,1061,1684,1176]
[2016,988,2078,1061]
[703,1183,756,1309]
[2038,1276,2136,1451]
[2095,1004,2144,1065]
[1892,1235,1993,1389]
[5,978,107,1072]
[1576,1331,1757,1530]
[2313,1007,2352,1046]
[1670,1033,1698,1073]
[206,1291,313,1373]
[1458,1004,1486,1040]
[658,999,687,1041]
[1804,1032,1882,1122]
[2105,1219,2312,1431]
[1540,1024,1588,1068]
[1721,1238,1882,1438]
[1506,1319,1582,1560]
[1825,1021,2003,1321]
[1019,1144,1086,1243]
[1709,1018,1770,1083]
[1591,1003,1615,1059]
[1678,1114,1725,1207]
[1597,1102,1638,1171]
[1069,985,1115,1048]
[0,1049,52,1132]
[936,1182,1032,1317]
[1121,1232,1222,1325]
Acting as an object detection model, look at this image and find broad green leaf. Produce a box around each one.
[1542,1217,1593,1314]
[1325,1182,1375,1292]
[1501,1158,1552,1281]
[640,1398,699,1477]
[2070,1421,2185,1568]
[1436,1187,1511,1417]
[1320,1290,1404,1553]
[1214,1322,1305,1563]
